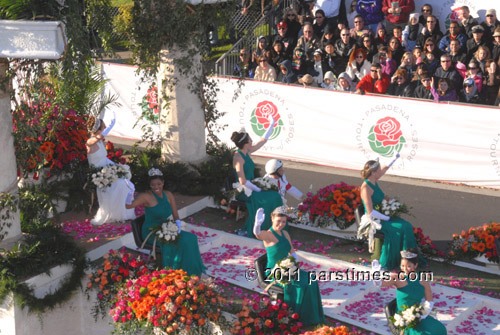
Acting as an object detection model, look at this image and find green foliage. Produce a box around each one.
[113,3,133,43]
[18,184,56,229]
[0,193,18,241]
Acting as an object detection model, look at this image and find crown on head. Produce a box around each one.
[400,250,418,259]
[148,168,163,177]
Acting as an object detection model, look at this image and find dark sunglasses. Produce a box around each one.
[395,77,403,80]
[422,78,431,82]
[441,60,451,63]
[288,14,295,17]
[464,84,473,87]
[315,16,324,19]
[427,20,436,23]
[422,9,431,12]
[468,66,478,69]
[486,14,494,17]
[370,69,378,72]
[278,27,286,30]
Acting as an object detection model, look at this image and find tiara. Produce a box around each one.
[272,205,289,216]
[400,250,418,259]
[238,132,248,143]
[369,158,380,170]
[148,168,163,177]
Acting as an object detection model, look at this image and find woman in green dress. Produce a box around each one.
[380,249,447,335]
[254,206,325,326]
[231,119,283,237]
[126,168,205,277]
[360,155,422,270]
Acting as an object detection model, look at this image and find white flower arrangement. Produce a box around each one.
[269,256,299,286]
[91,164,132,190]
[391,301,432,330]
[155,219,180,244]
[375,198,411,218]
[232,176,278,197]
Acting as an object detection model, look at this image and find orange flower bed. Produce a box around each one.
[450,222,500,263]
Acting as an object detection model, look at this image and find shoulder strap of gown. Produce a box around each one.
[364,179,377,190]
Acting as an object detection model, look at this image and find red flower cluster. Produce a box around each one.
[301,325,359,335]
[231,298,302,335]
[450,222,500,263]
[413,227,445,258]
[298,182,361,226]
[105,140,126,164]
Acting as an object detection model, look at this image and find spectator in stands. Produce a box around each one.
[459,77,485,105]
[334,27,356,73]
[356,0,383,33]
[473,45,491,73]
[481,9,500,41]
[284,8,302,39]
[413,72,433,100]
[439,21,467,54]
[398,51,416,78]
[234,48,255,78]
[421,50,438,74]
[297,22,320,62]
[271,40,289,68]
[449,39,467,65]
[412,46,422,63]
[323,40,337,73]
[492,29,500,62]
[482,59,499,105]
[336,72,355,91]
[431,77,457,102]
[458,6,478,39]
[496,87,500,107]
[434,54,462,90]
[457,58,483,91]
[350,15,373,40]
[356,62,390,94]
[360,33,377,62]
[347,0,358,29]
[387,68,411,96]
[274,21,297,58]
[466,25,490,63]
[417,15,443,49]
[291,47,306,76]
[417,4,440,30]
[406,65,427,92]
[382,0,415,32]
[374,22,388,47]
[388,36,405,64]
[423,36,441,59]
[392,26,403,41]
[278,60,298,84]
[373,45,397,77]
[254,56,277,81]
[298,73,317,87]
[314,0,347,29]
[312,49,327,85]
[346,47,371,82]
[252,36,269,66]
[319,24,336,49]
[322,70,337,89]
[313,9,328,37]
[402,13,421,51]
[296,0,316,25]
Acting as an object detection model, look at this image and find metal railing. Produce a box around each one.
[215,0,293,76]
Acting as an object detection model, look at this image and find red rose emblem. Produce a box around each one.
[255,100,280,130]
[147,87,159,114]
[373,117,403,146]
[450,7,461,22]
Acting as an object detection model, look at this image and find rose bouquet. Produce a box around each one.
[297,182,361,229]
[232,176,278,197]
[413,227,445,259]
[448,222,500,263]
[91,164,132,189]
[86,248,153,319]
[230,297,302,335]
[301,325,360,335]
[269,256,300,286]
[109,269,225,335]
[391,301,432,331]
[105,141,126,164]
[374,198,411,218]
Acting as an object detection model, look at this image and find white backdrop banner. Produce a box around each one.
[213,77,500,189]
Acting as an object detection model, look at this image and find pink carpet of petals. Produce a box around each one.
[448,306,499,335]
[59,219,131,241]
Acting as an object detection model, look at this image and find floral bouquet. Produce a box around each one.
[413,227,446,259]
[297,182,361,229]
[268,256,300,287]
[374,198,411,218]
[86,248,153,319]
[109,269,225,335]
[448,222,500,263]
[232,176,278,197]
[230,297,302,335]
[153,218,180,244]
[391,301,432,331]
[301,325,361,335]
[91,164,132,189]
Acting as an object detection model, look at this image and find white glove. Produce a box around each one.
[370,209,390,221]
[263,115,276,140]
[125,190,134,205]
[291,252,298,260]
[254,208,265,236]
[420,301,434,319]
[287,186,303,200]
[387,152,400,168]
[175,219,182,233]
[101,111,116,137]
[245,180,262,192]
[371,259,382,287]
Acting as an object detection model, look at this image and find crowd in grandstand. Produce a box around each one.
[233,1,500,106]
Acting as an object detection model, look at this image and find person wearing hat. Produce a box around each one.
[278,59,298,84]
[322,70,338,89]
[291,46,307,76]
[402,13,421,51]
[374,21,388,47]
[253,205,325,326]
[273,21,297,58]
[264,159,303,203]
[492,28,500,62]
[335,71,355,91]
[459,76,485,105]
[458,6,478,39]
[312,48,327,84]
[322,40,337,73]
[466,25,491,62]
[480,9,500,41]
[252,35,269,66]
[298,73,317,87]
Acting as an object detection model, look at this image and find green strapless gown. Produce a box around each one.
[363,180,421,270]
[265,227,325,326]
[142,191,205,277]
[397,279,447,335]
[234,150,283,237]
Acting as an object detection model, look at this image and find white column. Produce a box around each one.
[157,46,206,163]
[0,59,21,244]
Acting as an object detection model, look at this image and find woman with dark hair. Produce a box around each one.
[431,77,457,102]
[313,9,328,37]
[86,114,136,225]
[126,168,205,276]
[231,124,283,237]
[283,8,302,39]
[360,157,422,270]
[388,36,405,64]
[271,40,289,68]
[376,248,447,335]
[254,206,325,326]
[359,33,377,62]
[483,59,500,105]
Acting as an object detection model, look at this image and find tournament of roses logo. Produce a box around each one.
[368,116,406,157]
[250,100,284,140]
[141,85,159,124]
[445,7,461,29]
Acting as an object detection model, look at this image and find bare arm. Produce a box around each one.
[125,192,148,209]
[360,183,374,214]
[421,280,433,301]
[165,191,180,221]
[233,152,247,185]
[249,138,267,153]
[381,273,400,288]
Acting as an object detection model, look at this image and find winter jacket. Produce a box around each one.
[381,0,414,25]
[356,0,383,25]
[356,73,390,94]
